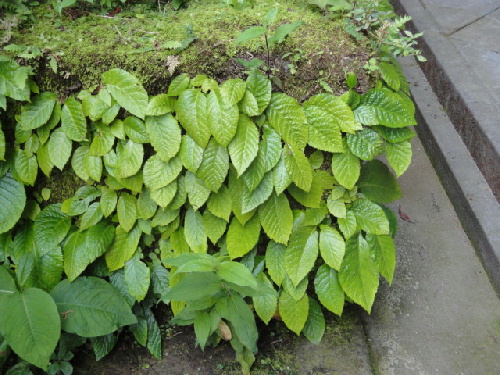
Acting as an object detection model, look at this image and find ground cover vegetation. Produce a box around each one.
[0,0,422,373]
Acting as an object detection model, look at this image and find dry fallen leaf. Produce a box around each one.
[399,205,414,223]
[218,320,232,341]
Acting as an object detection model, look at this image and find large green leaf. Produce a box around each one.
[61,96,87,141]
[228,168,255,225]
[252,273,278,324]
[284,227,318,286]
[338,234,379,313]
[302,297,325,344]
[125,254,150,301]
[0,288,60,370]
[0,265,17,297]
[235,26,266,45]
[267,93,308,149]
[146,93,174,116]
[102,69,148,119]
[51,276,137,337]
[197,138,229,192]
[79,202,104,231]
[319,225,345,270]
[314,264,344,315]
[331,148,360,190]
[165,272,221,301]
[64,222,115,281]
[258,191,293,245]
[207,185,232,222]
[220,79,246,107]
[226,215,261,259]
[273,151,292,195]
[278,290,308,335]
[179,135,204,173]
[145,114,182,161]
[123,116,149,143]
[265,241,286,286]
[184,207,207,253]
[245,69,271,114]
[372,125,415,143]
[151,181,177,208]
[217,261,258,289]
[18,92,57,131]
[350,199,390,235]
[379,62,401,91]
[358,160,402,203]
[202,210,227,244]
[13,150,38,186]
[34,203,70,249]
[228,114,259,176]
[346,128,385,161]
[167,74,190,96]
[185,171,211,210]
[304,93,360,133]
[219,294,258,353]
[386,140,412,177]
[117,193,137,232]
[239,90,259,117]
[89,123,115,157]
[284,145,312,192]
[241,171,274,214]
[143,154,182,191]
[303,105,344,152]
[100,189,118,218]
[176,89,211,148]
[354,89,416,127]
[0,173,25,234]
[47,129,72,171]
[114,139,144,179]
[105,225,142,271]
[366,233,395,284]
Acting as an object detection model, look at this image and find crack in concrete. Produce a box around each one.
[445,5,500,36]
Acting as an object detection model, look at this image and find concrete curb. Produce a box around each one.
[391,0,500,295]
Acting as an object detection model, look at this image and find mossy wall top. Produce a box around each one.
[7,0,372,99]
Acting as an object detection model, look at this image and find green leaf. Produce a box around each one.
[346,128,385,161]
[279,290,308,335]
[0,288,60,370]
[146,114,181,161]
[105,225,141,271]
[117,193,137,232]
[268,20,303,47]
[47,129,72,170]
[283,274,308,301]
[241,171,274,214]
[100,189,118,218]
[137,188,157,220]
[102,69,148,119]
[151,181,177,208]
[273,150,292,195]
[179,135,204,173]
[185,171,211,210]
[71,146,89,180]
[89,123,114,157]
[319,225,345,270]
[239,90,259,117]
[221,294,258,353]
[217,261,258,289]
[258,191,293,245]
[228,114,259,176]
[51,276,137,337]
[215,102,239,147]
[61,96,87,141]
[285,227,318,286]
[226,214,261,259]
[303,93,360,133]
[13,150,38,186]
[314,264,344,315]
[0,265,16,297]
[267,93,308,149]
[202,211,227,244]
[146,94,174,116]
[228,168,255,225]
[246,69,271,114]
[123,116,149,143]
[372,125,415,143]
[284,145,312,192]
[288,170,334,208]
[144,306,162,359]
[304,105,344,153]
[91,334,118,361]
[386,140,412,177]
[165,272,221,301]
[379,62,401,91]
[115,139,144,179]
[252,272,278,324]
[85,152,102,181]
[331,148,360,190]
[350,199,390,235]
[327,194,346,218]
[176,89,211,148]
[354,89,416,127]
[151,207,179,227]
[338,210,358,239]
[167,74,190,97]
[338,234,379,313]
[143,154,182,190]
[194,311,211,349]
[207,186,232,221]
[125,254,150,301]
[79,202,104,230]
[197,138,229,192]
[358,160,402,203]
[303,297,325,344]
[235,26,266,45]
[184,207,207,253]
[366,233,395,284]
[265,241,286,286]
[18,92,57,131]
[0,173,26,234]
[64,222,115,281]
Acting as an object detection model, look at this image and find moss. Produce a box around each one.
[8,0,372,100]
[38,168,86,205]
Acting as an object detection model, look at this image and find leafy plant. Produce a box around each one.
[0,35,416,373]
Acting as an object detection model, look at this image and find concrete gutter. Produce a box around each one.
[391,0,500,294]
